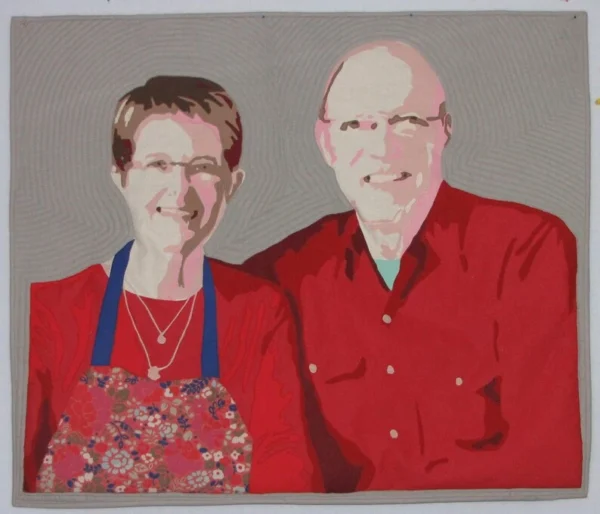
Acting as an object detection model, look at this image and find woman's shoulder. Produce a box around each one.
[30,264,107,310]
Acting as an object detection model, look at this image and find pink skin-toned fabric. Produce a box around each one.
[315,41,451,258]
[111,112,244,300]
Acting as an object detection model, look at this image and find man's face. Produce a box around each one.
[112,111,243,254]
[316,47,450,223]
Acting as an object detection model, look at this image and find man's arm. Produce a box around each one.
[435,217,583,490]
[246,294,324,493]
[493,217,582,487]
[242,246,284,284]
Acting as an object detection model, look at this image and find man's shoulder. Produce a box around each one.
[210,258,290,305]
[242,211,353,278]
[446,185,575,245]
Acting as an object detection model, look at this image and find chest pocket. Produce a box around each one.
[410,326,507,456]
[304,351,369,431]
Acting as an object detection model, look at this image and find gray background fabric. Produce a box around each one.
[10,11,590,508]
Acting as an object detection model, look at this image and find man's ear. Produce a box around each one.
[227,168,245,201]
[314,120,335,167]
[443,113,452,147]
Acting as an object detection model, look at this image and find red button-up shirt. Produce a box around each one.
[24,259,321,494]
[244,181,583,492]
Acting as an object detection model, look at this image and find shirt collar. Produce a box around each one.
[341,179,454,261]
[338,181,461,313]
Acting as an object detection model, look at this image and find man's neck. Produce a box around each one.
[357,184,441,261]
[104,236,205,300]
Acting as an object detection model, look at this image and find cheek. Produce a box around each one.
[124,170,165,206]
[189,177,227,218]
[331,133,369,167]
[195,182,218,209]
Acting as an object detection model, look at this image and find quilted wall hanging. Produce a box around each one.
[10,11,590,508]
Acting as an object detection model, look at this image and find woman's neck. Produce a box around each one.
[104,237,205,300]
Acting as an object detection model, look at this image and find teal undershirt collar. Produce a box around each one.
[374,259,401,290]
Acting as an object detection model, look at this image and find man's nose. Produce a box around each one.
[367,124,404,161]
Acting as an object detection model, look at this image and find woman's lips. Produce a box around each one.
[156,207,199,219]
[364,171,412,184]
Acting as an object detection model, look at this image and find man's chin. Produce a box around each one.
[354,206,405,227]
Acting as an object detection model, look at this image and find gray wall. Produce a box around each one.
[10,12,590,508]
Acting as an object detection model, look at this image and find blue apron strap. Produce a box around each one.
[91,241,133,366]
[201,258,220,378]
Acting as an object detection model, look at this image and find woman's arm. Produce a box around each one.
[23,283,57,492]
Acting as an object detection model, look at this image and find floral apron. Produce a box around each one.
[36,241,253,494]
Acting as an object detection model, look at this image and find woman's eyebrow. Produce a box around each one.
[189,155,218,165]
[144,152,170,161]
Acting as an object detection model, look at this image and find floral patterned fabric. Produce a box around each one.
[36,367,252,493]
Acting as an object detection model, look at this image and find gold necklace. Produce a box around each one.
[123,290,197,381]
[123,279,192,345]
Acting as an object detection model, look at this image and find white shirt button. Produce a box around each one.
[390,429,399,439]
[387,365,395,375]
[456,377,463,386]
[309,363,318,374]
[382,314,392,324]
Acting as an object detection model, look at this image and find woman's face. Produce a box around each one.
[112,111,243,255]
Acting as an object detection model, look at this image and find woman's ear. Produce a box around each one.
[227,168,245,200]
[110,165,125,191]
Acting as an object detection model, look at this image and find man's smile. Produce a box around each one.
[363,171,412,184]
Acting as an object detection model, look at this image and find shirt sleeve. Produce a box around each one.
[246,293,324,494]
[24,284,57,492]
[434,218,583,490]
[452,217,583,489]
[495,218,583,487]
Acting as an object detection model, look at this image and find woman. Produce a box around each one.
[24,75,320,494]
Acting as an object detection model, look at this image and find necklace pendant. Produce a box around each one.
[148,366,161,381]
[157,333,167,345]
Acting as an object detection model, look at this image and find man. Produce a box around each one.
[244,42,582,491]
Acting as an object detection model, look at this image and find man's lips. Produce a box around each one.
[156,207,199,220]
[363,171,412,184]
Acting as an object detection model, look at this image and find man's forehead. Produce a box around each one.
[324,46,443,119]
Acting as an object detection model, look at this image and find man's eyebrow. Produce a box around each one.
[340,120,360,131]
[388,114,430,127]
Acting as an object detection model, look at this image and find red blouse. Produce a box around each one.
[24,259,322,494]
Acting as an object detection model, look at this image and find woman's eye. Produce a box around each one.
[191,163,216,175]
[148,160,168,170]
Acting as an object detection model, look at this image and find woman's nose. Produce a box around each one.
[165,165,188,198]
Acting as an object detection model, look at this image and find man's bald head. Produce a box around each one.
[319,41,446,122]
[314,40,452,225]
